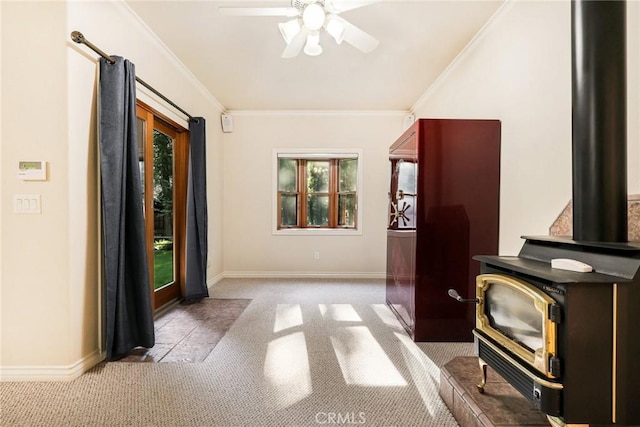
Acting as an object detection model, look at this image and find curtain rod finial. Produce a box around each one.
[71,31,85,44]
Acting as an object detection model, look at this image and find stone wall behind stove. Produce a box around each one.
[550,195,640,242]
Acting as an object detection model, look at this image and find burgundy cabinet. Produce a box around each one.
[386,119,500,341]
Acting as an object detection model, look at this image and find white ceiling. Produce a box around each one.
[126,0,504,111]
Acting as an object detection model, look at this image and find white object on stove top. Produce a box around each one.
[551,258,593,273]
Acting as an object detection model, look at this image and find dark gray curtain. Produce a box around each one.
[184,118,209,301]
[98,57,155,360]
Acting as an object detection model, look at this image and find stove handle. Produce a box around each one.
[448,288,480,304]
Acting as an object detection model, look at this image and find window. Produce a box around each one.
[275,150,361,234]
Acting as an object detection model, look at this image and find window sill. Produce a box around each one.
[273,228,362,236]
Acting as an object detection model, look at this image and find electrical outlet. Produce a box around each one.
[314,251,320,260]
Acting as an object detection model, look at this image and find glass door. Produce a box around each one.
[136,103,188,310]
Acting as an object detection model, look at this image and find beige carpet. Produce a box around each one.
[0,278,474,426]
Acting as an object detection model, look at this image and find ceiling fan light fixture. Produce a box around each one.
[326,16,346,44]
[278,19,301,44]
[302,3,326,31]
[303,32,323,56]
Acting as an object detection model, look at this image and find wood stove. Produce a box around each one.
[466,1,640,425]
[474,237,640,424]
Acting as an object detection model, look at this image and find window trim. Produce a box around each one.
[273,149,363,236]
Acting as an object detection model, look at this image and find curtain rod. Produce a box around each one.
[71,31,194,121]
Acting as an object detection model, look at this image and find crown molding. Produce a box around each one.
[226,110,410,118]
[117,0,226,113]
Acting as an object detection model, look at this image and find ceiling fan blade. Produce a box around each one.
[218,7,299,17]
[325,0,381,14]
[281,27,309,59]
[332,15,379,53]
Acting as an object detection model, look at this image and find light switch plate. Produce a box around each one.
[14,194,41,214]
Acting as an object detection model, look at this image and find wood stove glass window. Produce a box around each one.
[485,282,543,353]
[477,274,558,377]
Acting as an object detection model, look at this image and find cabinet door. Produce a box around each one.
[388,159,417,230]
[386,133,418,335]
[386,230,416,333]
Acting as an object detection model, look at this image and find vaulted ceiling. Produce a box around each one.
[126,0,504,111]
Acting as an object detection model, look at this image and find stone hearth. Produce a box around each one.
[440,356,551,427]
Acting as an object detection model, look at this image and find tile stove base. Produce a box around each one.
[439,356,551,427]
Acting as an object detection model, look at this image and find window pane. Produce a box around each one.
[390,195,416,229]
[338,194,356,227]
[339,159,357,192]
[137,117,146,215]
[281,194,298,226]
[153,129,174,290]
[397,161,417,194]
[307,195,329,226]
[278,158,297,192]
[307,161,329,193]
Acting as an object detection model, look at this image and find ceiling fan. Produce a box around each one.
[219,0,380,58]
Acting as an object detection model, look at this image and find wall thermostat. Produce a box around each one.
[18,161,47,181]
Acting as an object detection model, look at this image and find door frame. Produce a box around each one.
[136,100,189,310]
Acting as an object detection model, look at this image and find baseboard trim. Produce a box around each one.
[221,271,386,280]
[207,271,226,290]
[0,349,104,382]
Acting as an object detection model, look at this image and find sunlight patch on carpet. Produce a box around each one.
[319,304,362,322]
[273,304,303,333]
[396,331,441,417]
[263,331,312,410]
[330,326,407,387]
[371,303,405,330]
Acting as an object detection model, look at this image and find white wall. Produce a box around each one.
[412,0,640,255]
[222,112,405,277]
[628,0,640,195]
[1,0,224,379]
[0,1,3,368]
[2,1,73,371]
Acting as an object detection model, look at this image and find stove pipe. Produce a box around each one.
[572,0,627,242]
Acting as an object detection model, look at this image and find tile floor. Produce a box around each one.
[116,298,251,363]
